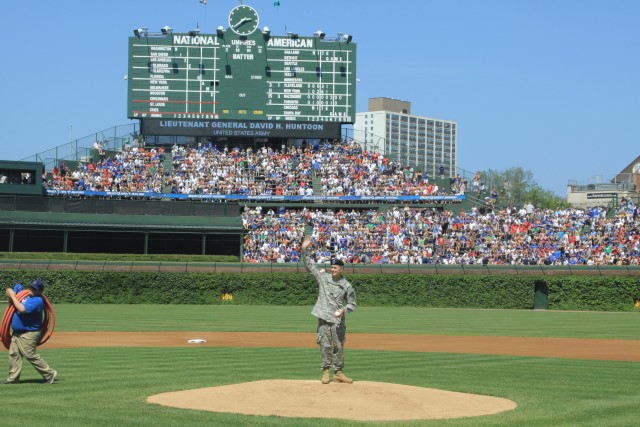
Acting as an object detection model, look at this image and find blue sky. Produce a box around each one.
[1,0,638,196]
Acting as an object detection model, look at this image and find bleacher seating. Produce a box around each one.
[42,138,640,266]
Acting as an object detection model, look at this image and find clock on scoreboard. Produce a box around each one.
[127,4,356,133]
[228,4,260,36]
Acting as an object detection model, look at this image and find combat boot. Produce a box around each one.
[333,370,353,384]
[321,368,330,384]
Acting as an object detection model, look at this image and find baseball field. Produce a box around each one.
[1,304,639,426]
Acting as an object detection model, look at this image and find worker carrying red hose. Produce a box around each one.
[1,280,57,385]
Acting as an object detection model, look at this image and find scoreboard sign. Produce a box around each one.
[140,118,342,139]
[127,5,356,136]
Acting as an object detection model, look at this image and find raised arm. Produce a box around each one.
[301,236,323,281]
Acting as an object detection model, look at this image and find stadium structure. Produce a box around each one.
[1,4,637,258]
[0,5,469,257]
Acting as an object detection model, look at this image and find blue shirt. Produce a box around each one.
[11,295,44,332]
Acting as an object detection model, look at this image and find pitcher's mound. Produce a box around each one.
[147,379,517,421]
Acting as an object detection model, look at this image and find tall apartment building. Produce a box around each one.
[353,97,457,178]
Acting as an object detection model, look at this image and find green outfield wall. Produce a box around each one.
[2,270,639,312]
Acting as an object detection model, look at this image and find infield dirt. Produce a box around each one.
[44,331,640,362]
[43,331,638,421]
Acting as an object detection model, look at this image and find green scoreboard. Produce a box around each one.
[127,5,356,138]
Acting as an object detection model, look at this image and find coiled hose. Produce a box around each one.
[1,290,55,350]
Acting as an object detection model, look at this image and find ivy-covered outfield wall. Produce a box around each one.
[1,270,639,312]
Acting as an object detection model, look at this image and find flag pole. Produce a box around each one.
[274,1,281,31]
[199,0,207,33]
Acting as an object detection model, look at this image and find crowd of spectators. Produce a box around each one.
[166,144,312,196]
[45,146,165,193]
[42,139,640,267]
[166,139,459,197]
[242,198,640,266]
[45,138,468,198]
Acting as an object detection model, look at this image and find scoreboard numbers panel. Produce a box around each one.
[127,31,356,123]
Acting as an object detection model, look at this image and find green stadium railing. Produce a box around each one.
[0,259,639,276]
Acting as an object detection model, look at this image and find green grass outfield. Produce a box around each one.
[2,306,639,426]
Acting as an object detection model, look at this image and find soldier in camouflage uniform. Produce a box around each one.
[301,236,357,384]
